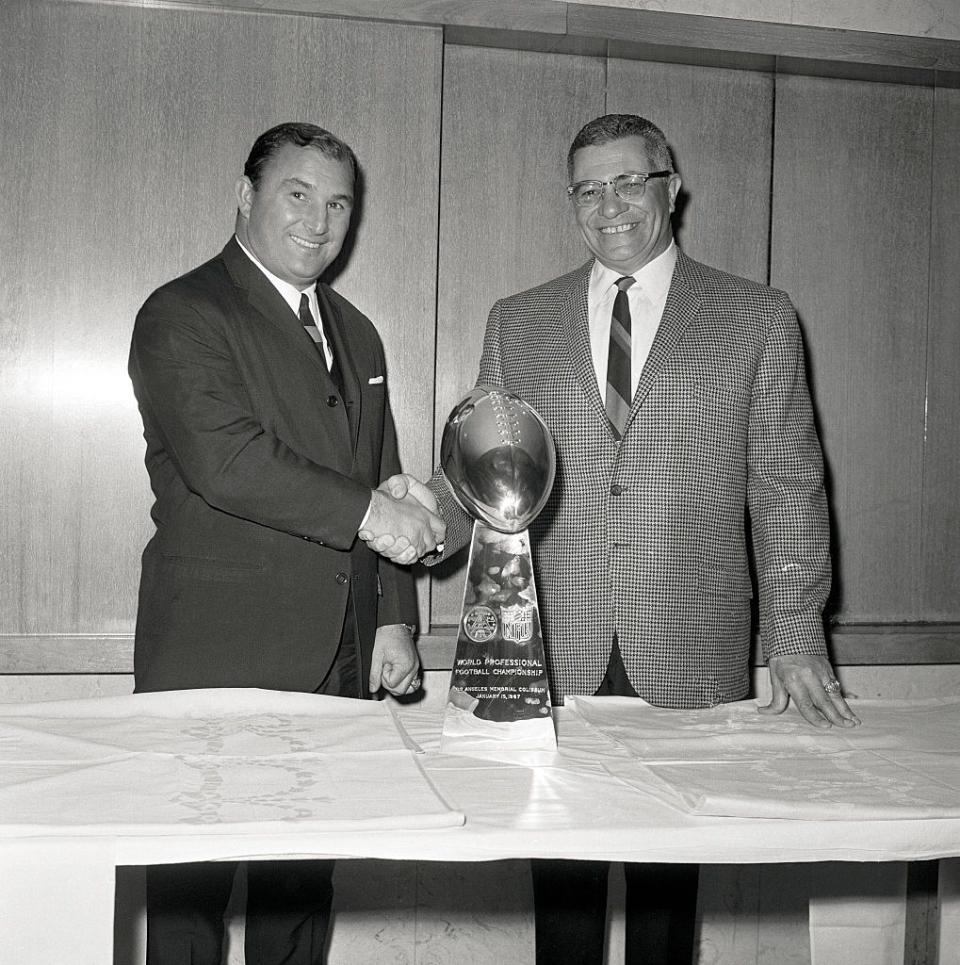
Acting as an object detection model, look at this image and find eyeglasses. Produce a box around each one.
[567,171,672,208]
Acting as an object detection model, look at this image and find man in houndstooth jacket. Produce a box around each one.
[374,113,858,964]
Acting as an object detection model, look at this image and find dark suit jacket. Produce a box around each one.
[129,238,415,693]
[433,250,830,706]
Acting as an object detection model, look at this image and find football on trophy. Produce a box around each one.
[440,386,556,534]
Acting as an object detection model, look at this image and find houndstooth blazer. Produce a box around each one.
[432,249,831,707]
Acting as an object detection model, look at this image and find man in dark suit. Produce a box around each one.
[129,121,444,965]
[382,114,860,964]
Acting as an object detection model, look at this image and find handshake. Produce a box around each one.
[359,474,446,565]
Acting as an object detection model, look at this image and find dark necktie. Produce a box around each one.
[299,292,343,394]
[605,275,635,439]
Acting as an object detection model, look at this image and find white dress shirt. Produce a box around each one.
[587,240,677,399]
[235,234,334,369]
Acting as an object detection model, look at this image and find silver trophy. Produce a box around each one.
[440,386,557,752]
[441,387,556,534]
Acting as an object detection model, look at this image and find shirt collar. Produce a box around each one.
[589,240,678,301]
[234,234,314,315]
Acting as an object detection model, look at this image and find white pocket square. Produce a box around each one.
[368,375,384,385]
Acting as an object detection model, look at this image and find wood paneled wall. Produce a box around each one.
[605,58,773,282]
[0,0,441,643]
[1,0,958,686]
[432,44,605,624]
[774,74,960,625]
[435,50,960,638]
[771,75,935,622]
[925,85,960,621]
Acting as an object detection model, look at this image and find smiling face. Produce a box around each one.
[234,142,354,289]
[570,135,681,275]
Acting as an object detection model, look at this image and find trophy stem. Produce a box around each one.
[440,521,556,753]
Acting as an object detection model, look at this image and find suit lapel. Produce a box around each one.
[221,239,353,451]
[223,239,328,371]
[626,250,701,431]
[560,263,609,430]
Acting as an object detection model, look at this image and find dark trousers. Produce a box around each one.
[145,602,363,965]
[532,638,699,965]
[146,858,336,965]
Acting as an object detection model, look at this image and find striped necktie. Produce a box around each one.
[299,292,343,394]
[605,275,635,438]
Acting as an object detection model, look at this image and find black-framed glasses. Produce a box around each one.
[567,171,672,208]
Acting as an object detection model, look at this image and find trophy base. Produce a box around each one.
[440,522,556,754]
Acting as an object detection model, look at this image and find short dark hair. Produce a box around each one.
[567,114,675,180]
[243,122,358,187]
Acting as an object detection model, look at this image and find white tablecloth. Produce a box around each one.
[2,690,958,965]
[0,688,463,836]
[566,695,960,820]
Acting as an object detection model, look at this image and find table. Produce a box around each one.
[1,690,958,964]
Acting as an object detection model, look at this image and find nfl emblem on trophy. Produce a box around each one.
[439,386,557,752]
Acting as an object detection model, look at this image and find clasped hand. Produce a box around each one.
[359,474,445,565]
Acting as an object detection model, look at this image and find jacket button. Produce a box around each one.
[336,572,348,584]
[327,395,339,407]
[610,483,627,496]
